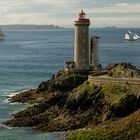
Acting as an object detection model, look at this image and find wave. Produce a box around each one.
[0,88,31,105]
[0,123,13,130]
[5,88,30,98]
[10,102,28,105]
[2,98,10,104]
[0,88,34,109]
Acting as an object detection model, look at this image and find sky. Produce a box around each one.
[0,0,140,27]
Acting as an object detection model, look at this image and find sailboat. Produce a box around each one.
[0,28,5,40]
[125,30,140,41]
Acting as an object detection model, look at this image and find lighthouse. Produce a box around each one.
[74,10,90,70]
[64,10,100,72]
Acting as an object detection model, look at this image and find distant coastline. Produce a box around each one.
[0,24,64,29]
[1,25,139,30]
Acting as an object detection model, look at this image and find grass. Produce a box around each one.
[102,85,131,105]
[68,82,131,106]
[67,109,140,140]
[67,82,99,101]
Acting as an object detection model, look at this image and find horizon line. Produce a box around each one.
[0,24,140,28]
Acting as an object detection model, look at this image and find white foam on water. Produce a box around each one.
[6,89,30,97]
[10,102,28,105]
[0,88,31,105]
[0,123,13,130]
[2,98,10,104]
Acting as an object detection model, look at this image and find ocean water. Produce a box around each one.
[0,27,140,140]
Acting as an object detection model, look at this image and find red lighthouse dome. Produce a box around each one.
[79,10,90,21]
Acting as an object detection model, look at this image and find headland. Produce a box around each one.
[3,10,140,140]
[4,63,140,140]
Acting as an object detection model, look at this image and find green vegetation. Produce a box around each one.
[68,82,132,106]
[67,109,140,140]
[66,81,139,140]
[68,82,99,100]
[102,85,130,105]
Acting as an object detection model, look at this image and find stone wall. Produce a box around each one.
[88,75,140,92]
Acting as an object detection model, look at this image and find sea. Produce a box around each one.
[0,27,140,140]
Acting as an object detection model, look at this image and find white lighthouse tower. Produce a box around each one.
[74,10,90,70]
[64,10,100,72]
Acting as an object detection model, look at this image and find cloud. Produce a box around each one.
[1,13,49,25]
[0,0,26,15]
[92,17,140,27]
[30,0,79,9]
[0,0,140,27]
[88,3,140,14]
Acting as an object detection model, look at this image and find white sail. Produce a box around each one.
[125,33,130,40]
[134,33,140,39]
[128,30,132,34]
[125,31,140,41]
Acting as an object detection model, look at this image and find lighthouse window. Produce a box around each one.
[81,29,86,34]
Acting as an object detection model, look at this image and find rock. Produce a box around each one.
[37,71,88,92]
[5,82,140,132]
[107,63,140,78]
[9,89,37,103]
[111,94,139,117]
[4,63,140,135]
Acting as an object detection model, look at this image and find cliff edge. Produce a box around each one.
[4,63,140,140]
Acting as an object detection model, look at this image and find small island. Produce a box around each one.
[4,11,140,140]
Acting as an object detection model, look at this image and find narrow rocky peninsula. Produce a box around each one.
[4,63,140,140]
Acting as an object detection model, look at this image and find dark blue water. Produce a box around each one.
[0,27,140,140]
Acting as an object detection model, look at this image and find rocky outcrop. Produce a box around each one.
[37,70,88,92]
[107,63,140,78]
[4,63,140,140]
[5,82,140,132]
[9,70,88,104]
